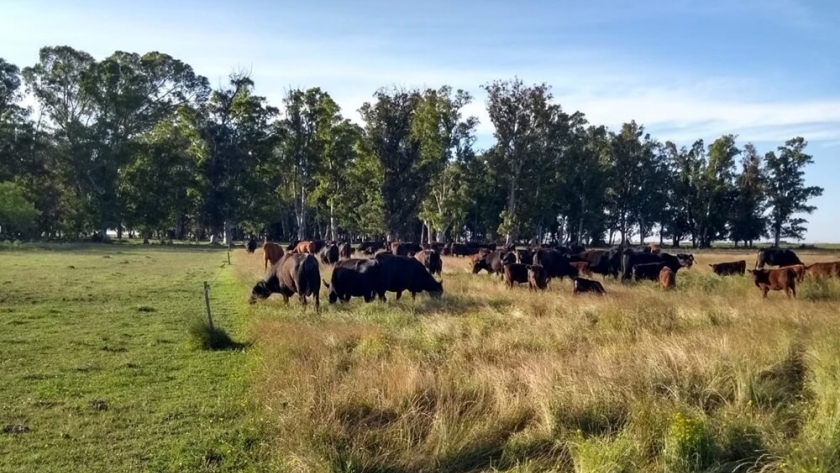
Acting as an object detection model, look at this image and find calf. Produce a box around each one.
[748,268,796,299]
[632,262,666,282]
[527,264,549,291]
[805,261,840,279]
[246,237,258,253]
[262,242,285,270]
[573,277,606,295]
[709,260,746,276]
[503,263,529,288]
[659,266,675,291]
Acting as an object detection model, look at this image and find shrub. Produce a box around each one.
[662,411,717,472]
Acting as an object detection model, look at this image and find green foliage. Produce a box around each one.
[0,181,39,238]
[765,138,824,246]
[662,411,717,472]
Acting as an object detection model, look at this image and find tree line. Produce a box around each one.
[0,46,825,247]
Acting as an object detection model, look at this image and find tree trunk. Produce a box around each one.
[774,224,781,247]
[329,200,336,242]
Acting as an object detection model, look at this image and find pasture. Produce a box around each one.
[239,248,840,473]
[4,244,840,472]
[0,244,270,472]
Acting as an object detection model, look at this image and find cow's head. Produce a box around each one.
[249,281,272,304]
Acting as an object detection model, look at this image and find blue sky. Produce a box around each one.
[3,0,838,241]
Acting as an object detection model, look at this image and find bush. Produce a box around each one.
[188,318,241,351]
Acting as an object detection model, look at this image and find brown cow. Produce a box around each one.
[569,261,592,277]
[659,266,675,291]
[527,264,548,291]
[805,261,840,279]
[781,264,806,283]
[263,242,285,270]
[250,253,321,312]
[709,260,746,276]
[291,240,320,254]
[573,277,606,295]
[748,268,796,299]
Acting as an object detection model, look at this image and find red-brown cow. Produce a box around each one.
[748,268,796,299]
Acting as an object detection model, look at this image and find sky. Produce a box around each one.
[2,0,838,241]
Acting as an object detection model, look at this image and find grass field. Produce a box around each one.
[4,244,840,472]
[0,244,270,472]
[238,248,840,473]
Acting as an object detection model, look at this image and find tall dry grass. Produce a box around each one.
[235,250,840,473]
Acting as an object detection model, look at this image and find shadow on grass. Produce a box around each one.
[188,319,249,351]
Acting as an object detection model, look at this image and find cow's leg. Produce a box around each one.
[282,294,290,304]
[762,287,769,298]
[315,293,320,313]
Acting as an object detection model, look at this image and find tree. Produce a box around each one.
[0,181,39,238]
[764,137,823,246]
[359,87,427,240]
[729,143,767,247]
[482,78,554,244]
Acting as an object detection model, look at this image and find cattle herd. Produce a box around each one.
[244,238,840,312]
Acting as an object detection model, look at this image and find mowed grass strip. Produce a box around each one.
[238,249,840,473]
[0,245,271,473]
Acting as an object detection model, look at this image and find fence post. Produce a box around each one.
[203,281,214,330]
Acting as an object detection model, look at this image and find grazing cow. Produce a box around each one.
[755,248,802,269]
[246,237,258,254]
[569,261,592,277]
[748,268,796,299]
[262,242,285,270]
[527,264,549,291]
[533,249,579,280]
[358,241,385,255]
[676,253,695,268]
[516,249,534,265]
[621,250,684,281]
[805,261,840,279]
[709,260,747,276]
[319,243,340,265]
[573,278,606,295]
[471,250,516,276]
[781,264,807,283]
[374,253,443,301]
[570,249,623,279]
[632,262,667,282]
[448,243,472,257]
[323,258,380,303]
[659,266,675,291]
[250,253,321,311]
[338,242,354,259]
[391,242,423,257]
[502,263,529,288]
[415,249,443,276]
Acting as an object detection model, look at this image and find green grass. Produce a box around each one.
[5,244,840,472]
[0,245,270,472]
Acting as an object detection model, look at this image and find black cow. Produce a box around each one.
[246,237,258,253]
[471,250,516,277]
[621,250,684,281]
[755,248,802,269]
[358,241,385,255]
[338,242,354,259]
[676,253,695,268]
[374,253,443,301]
[502,263,529,288]
[391,242,423,257]
[249,253,321,312]
[516,249,534,265]
[573,278,606,295]
[415,249,443,276]
[533,249,579,280]
[569,243,586,254]
[710,260,747,276]
[323,258,380,303]
[448,243,474,257]
[319,243,340,265]
[570,249,623,278]
[632,262,667,282]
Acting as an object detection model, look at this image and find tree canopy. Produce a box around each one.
[0,46,825,246]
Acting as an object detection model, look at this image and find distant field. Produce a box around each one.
[0,245,270,472]
[4,244,840,472]
[238,248,840,473]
